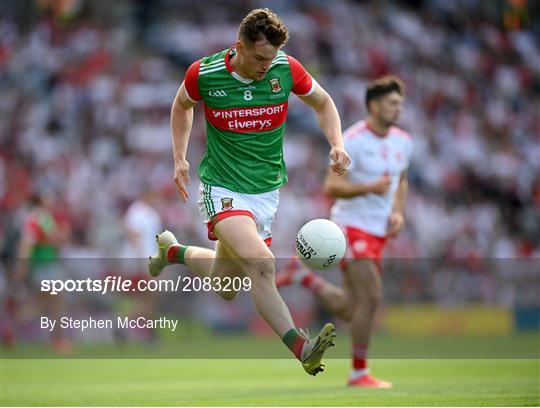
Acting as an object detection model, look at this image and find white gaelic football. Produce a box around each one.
[295,219,346,270]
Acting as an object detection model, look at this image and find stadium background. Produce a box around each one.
[0,0,539,406]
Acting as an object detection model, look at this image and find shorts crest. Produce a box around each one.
[221,197,233,210]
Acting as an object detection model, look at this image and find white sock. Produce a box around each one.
[350,368,370,380]
[291,269,309,284]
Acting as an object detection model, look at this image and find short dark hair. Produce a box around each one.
[365,76,405,112]
[238,8,289,48]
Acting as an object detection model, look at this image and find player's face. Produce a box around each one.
[237,39,279,81]
[375,92,404,126]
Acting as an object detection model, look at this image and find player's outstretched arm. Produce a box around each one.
[298,84,350,174]
[171,82,197,202]
[324,168,392,199]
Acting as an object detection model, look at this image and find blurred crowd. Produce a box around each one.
[1,0,539,311]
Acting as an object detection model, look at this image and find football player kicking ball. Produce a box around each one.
[277,76,412,387]
[148,8,350,376]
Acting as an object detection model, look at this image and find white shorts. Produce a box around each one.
[197,182,279,246]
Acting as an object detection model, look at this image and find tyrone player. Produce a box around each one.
[277,76,412,387]
[148,8,350,376]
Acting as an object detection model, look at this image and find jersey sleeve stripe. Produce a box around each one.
[200,59,225,68]
[199,65,227,76]
[200,63,225,72]
[200,61,225,71]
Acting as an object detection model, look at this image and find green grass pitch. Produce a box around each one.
[1,358,538,406]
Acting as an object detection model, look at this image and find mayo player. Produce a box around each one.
[277,76,412,387]
[148,8,350,376]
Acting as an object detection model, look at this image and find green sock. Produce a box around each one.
[167,245,188,265]
[282,328,306,360]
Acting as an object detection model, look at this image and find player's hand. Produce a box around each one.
[174,159,191,202]
[329,147,351,176]
[370,175,392,194]
[387,211,404,239]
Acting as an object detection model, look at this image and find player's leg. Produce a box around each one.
[214,215,336,375]
[214,215,294,335]
[149,231,242,301]
[172,243,213,279]
[148,182,242,300]
[314,281,352,321]
[345,259,391,388]
[148,230,212,278]
[276,258,353,321]
[345,259,381,354]
[207,240,243,301]
[179,239,243,300]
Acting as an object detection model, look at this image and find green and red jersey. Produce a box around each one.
[184,47,315,194]
[24,208,60,264]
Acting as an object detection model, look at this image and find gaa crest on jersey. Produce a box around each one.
[269,78,282,93]
[221,198,233,210]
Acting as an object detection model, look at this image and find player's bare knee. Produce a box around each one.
[248,259,275,281]
[243,251,275,281]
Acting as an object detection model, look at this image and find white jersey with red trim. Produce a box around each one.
[330,120,413,237]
